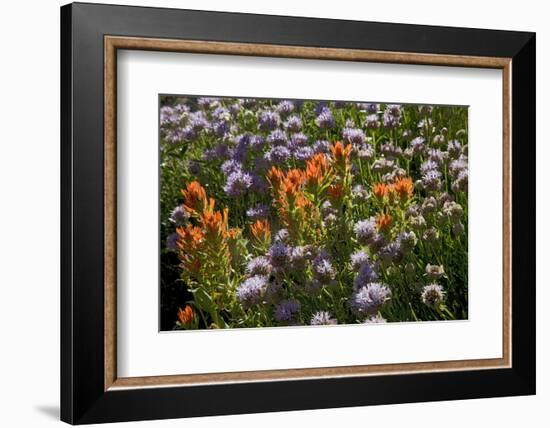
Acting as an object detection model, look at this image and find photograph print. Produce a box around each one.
[159,96,469,331]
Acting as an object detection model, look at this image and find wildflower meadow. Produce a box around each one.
[159,96,468,330]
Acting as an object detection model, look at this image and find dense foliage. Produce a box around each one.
[159,96,468,330]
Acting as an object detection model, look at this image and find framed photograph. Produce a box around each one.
[61,2,535,424]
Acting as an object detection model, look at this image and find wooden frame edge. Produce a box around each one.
[105,36,511,68]
[104,37,117,391]
[110,357,508,390]
[103,35,512,391]
[502,61,513,371]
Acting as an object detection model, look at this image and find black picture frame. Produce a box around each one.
[61,2,535,424]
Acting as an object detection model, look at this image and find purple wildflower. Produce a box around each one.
[203,143,231,161]
[289,132,308,149]
[313,140,330,154]
[363,314,387,324]
[188,111,209,132]
[425,264,445,280]
[221,159,242,176]
[350,250,370,272]
[160,106,180,126]
[258,110,280,131]
[396,231,417,253]
[267,129,287,146]
[364,103,380,113]
[250,173,268,193]
[449,155,468,178]
[232,134,251,162]
[312,253,336,284]
[371,158,395,174]
[378,242,402,266]
[289,246,308,271]
[265,145,291,163]
[169,205,188,226]
[352,184,370,202]
[284,115,302,132]
[211,120,230,137]
[423,227,439,244]
[173,103,189,115]
[310,311,337,326]
[248,135,265,150]
[197,97,219,109]
[276,100,295,116]
[315,107,335,129]
[353,262,379,290]
[452,169,468,193]
[245,256,272,277]
[354,219,377,245]
[212,106,230,121]
[421,196,438,215]
[422,169,442,191]
[246,203,269,220]
[342,128,366,146]
[223,170,253,196]
[229,103,242,116]
[442,201,464,221]
[365,114,380,129]
[166,233,178,252]
[237,275,267,309]
[447,139,462,158]
[427,148,446,165]
[420,160,439,175]
[268,242,290,268]
[274,228,289,243]
[380,143,403,160]
[383,111,400,128]
[350,283,392,316]
[356,143,375,160]
[386,104,402,117]
[421,283,445,307]
[274,299,301,322]
[294,146,314,161]
[410,137,426,156]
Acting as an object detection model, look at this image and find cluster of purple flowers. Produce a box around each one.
[350,283,392,316]
[310,311,338,326]
[236,275,268,309]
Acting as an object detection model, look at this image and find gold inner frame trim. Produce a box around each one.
[104,35,512,391]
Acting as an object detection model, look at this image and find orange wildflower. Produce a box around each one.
[177,305,195,325]
[200,208,229,240]
[376,213,393,231]
[328,183,345,202]
[226,228,242,240]
[286,169,305,186]
[281,169,305,199]
[330,141,352,160]
[181,181,207,214]
[305,153,330,187]
[267,166,285,192]
[176,224,205,274]
[372,182,390,199]
[250,219,271,242]
[329,141,352,171]
[176,224,204,246]
[295,194,313,210]
[392,176,414,200]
